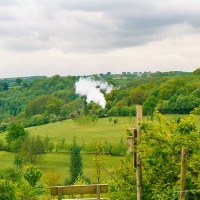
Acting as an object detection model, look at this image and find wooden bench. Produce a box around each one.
[50,184,109,200]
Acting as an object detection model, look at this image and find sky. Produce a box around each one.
[0,0,200,78]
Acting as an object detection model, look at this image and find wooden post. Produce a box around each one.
[126,128,137,167]
[180,148,187,200]
[127,136,133,153]
[136,105,143,200]
[96,184,100,200]
[134,128,137,168]
[58,186,62,200]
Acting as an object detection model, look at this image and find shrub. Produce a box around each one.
[42,170,61,186]
[0,167,22,184]
[18,183,38,200]
[113,119,118,124]
[24,165,43,187]
[0,140,5,150]
[0,180,17,200]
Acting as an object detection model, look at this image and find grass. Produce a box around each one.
[0,151,15,168]
[1,114,199,144]
[0,114,199,184]
[0,151,122,183]
[0,117,131,183]
[26,117,135,145]
[0,117,132,144]
[36,152,122,183]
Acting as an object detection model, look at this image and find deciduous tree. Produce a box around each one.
[20,135,45,164]
[6,123,28,151]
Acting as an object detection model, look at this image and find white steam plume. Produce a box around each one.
[75,77,113,108]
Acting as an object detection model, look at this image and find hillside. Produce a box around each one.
[0,70,200,130]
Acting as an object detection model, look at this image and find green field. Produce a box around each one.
[27,117,134,144]
[0,114,197,144]
[0,114,199,183]
[0,150,122,183]
[0,117,135,144]
[0,117,132,183]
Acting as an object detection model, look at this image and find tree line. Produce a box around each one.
[0,69,200,129]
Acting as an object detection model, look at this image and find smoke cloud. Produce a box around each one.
[75,77,113,108]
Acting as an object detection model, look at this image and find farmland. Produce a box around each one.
[0,114,198,183]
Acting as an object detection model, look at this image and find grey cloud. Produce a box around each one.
[0,0,200,53]
[0,0,17,6]
[3,36,51,51]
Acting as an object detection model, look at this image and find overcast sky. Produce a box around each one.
[0,0,200,78]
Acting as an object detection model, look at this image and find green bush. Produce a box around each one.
[0,122,7,132]
[24,165,43,187]
[18,183,39,200]
[0,166,22,183]
[0,180,17,200]
[0,140,5,150]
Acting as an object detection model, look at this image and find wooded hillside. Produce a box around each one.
[0,69,199,130]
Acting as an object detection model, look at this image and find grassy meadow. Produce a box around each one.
[0,114,199,183]
[0,116,134,183]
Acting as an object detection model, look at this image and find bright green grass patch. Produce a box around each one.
[37,152,122,182]
[0,151,122,183]
[0,115,199,145]
[0,151,15,167]
[26,117,135,145]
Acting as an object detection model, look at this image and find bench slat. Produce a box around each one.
[50,184,108,196]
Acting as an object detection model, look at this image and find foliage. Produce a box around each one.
[113,118,118,124]
[24,165,43,187]
[6,123,28,147]
[90,141,106,183]
[193,68,200,75]
[69,137,83,184]
[109,155,137,200]
[18,183,39,200]
[15,78,22,86]
[110,110,200,199]
[0,180,17,200]
[1,70,200,127]
[5,123,28,152]
[0,166,22,184]
[25,95,55,117]
[42,170,61,186]
[143,96,158,115]
[138,110,200,199]
[14,154,23,169]
[0,139,5,150]
[44,135,55,153]
[74,114,98,125]
[0,82,9,91]
[20,135,45,164]
[0,122,7,132]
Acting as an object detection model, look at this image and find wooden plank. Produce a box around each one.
[51,197,108,199]
[56,198,108,200]
[50,186,60,195]
[50,184,108,196]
